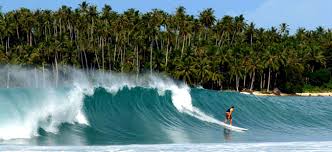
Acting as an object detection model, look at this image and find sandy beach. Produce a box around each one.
[240,91,332,97]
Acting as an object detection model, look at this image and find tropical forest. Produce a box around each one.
[0,2,332,93]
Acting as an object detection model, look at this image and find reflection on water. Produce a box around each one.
[223,129,232,141]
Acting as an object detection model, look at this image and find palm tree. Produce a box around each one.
[0,12,15,54]
[173,55,196,84]
[219,15,233,46]
[0,4,331,91]
[279,23,289,37]
[174,6,186,52]
[199,8,216,40]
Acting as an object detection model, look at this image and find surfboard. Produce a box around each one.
[217,121,248,132]
[183,107,247,132]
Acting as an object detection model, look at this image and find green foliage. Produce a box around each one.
[308,69,331,86]
[303,84,332,93]
[0,3,330,92]
[324,80,332,89]
[303,84,322,93]
[281,82,303,94]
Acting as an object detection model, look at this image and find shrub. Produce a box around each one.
[308,69,331,86]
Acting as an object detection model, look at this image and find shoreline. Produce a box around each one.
[240,91,332,97]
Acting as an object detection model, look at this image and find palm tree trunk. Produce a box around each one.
[69,24,73,42]
[30,31,33,46]
[243,75,246,89]
[155,36,159,50]
[175,27,179,50]
[165,38,169,72]
[83,49,89,71]
[119,47,123,71]
[120,46,126,72]
[188,34,191,47]
[260,74,263,90]
[107,38,112,71]
[123,46,127,72]
[236,75,239,91]
[250,71,255,91]
[59,19,62,36]
[114,43,117,63]
[230,31,236,45]
[79,48,85,71]
[94,49,100,70]
[181,35,185,58]
[42,64,45,88]
[27,33,29,45]
[150,42,153,74]
[91,18,94,42]
[250,33,253,46]
[274,73,278,88]
[113,35,118,63]
[5,37,8,54]
[55,54,58,88]
[267,68,271,92]
[102,37,105,71]
[263,73,266,90]
[16,26,20,40]
[136,46,139,75]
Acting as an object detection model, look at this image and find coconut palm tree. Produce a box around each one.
[0,4,330,91]
[199,8,216,40]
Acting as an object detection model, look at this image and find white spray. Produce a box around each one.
[0,65,231,140]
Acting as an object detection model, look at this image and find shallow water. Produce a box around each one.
[2,141,332,152]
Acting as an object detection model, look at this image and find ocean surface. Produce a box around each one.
[0,66,332,151]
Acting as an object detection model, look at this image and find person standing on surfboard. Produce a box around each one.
[224,106,234,125]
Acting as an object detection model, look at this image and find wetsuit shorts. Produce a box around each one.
[225,112,232,120]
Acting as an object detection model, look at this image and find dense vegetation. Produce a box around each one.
[0,2,331,92]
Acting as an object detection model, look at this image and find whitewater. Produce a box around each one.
[1,65,332,151]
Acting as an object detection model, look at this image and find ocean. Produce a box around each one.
[0,66,332,151]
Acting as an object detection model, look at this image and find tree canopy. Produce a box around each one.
[0,2,331,92]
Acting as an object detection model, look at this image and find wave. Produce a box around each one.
[0,65,204,142]
[0,66,332,145]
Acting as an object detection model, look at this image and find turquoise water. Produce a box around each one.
[1,87,332,145]
[0,66,332,150]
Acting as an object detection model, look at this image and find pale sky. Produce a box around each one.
[1,0,332,32]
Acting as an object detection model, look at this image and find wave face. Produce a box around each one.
[0,66,332,145]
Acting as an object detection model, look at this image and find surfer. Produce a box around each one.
[224,106,234,125]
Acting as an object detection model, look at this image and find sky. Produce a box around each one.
[1,0,332,33]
